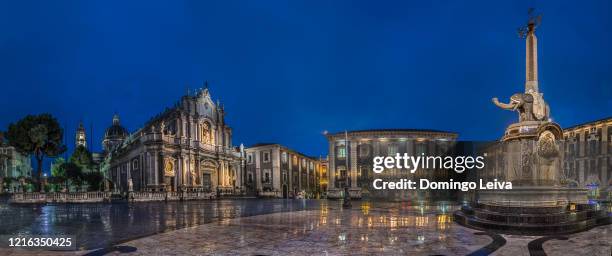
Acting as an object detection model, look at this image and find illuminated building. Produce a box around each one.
[102,114,129,153]
[563,117,612,199]
[106,85,244,194]
[245,143,324,198]
[0,132,33,192]
[325,129,457,199]
[75,121,87,148]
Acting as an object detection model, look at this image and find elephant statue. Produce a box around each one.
[492,93,536,122]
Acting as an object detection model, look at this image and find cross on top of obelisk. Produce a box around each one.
[517,8,542,39]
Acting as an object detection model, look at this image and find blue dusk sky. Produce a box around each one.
[0,1,610,172]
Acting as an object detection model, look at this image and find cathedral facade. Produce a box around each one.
[105,87,245,194]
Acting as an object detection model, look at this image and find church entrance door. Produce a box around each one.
[202,173,212,192]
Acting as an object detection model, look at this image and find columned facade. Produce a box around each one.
[563,117,612,199]
[0,135,32,192]
[107,87,245,195]
[245,143,323,198]
[325,129,458,200]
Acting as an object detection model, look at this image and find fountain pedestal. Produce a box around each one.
[453,12,612,234]
[454,121,610,235]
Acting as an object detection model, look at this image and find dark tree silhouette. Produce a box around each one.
[6,114,66,187]
[83,172,103,191]
[70,145,93,171]
[63,162,83,192]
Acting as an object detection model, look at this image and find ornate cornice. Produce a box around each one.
[326,129,457,140]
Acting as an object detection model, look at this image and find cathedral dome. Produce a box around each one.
[105,124,128,138]
[104,114,128,139]
[103,114,128,152]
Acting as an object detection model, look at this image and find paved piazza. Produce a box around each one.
[1,200,610,255]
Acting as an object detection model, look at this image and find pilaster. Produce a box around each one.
[273,147,281,192]
[255,151,261,191]
[328,141,335,189]
[350,140,358,188]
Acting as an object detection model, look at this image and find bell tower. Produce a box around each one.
[76,121,87,148]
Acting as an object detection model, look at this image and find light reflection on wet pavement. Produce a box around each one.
[103,200,494,255]
[0,199,324,250]
[1,199,610,255]
[105,201,612,256]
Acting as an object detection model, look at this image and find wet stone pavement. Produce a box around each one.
[0,199,325,250]
[109,202,491,255]
[0,199,610,255]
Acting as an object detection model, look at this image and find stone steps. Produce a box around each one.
[454,205,611,235]
[472,207,604,225]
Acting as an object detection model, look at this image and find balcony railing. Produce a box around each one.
[139,134,241,157]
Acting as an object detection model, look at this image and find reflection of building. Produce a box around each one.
[325,129,458,199]
[563,117,612,198]
[0,132,32,192]
[245,143,323,198]
[319,156,328,196]
[107,86,244,194]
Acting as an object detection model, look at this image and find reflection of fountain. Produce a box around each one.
[454,11,610,234]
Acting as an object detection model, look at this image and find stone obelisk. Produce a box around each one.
[455,11,609,235]
[525,21,538,93]
[524,20,549,122]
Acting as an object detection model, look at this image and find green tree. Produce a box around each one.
[50,158,67,191]
[83,172,103,191]
[63,162,83,192]
[4,177,17,190]
[48,176,66,192]
[69,145,93,171]
[51,157,66,178]
[6,114,67,185]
